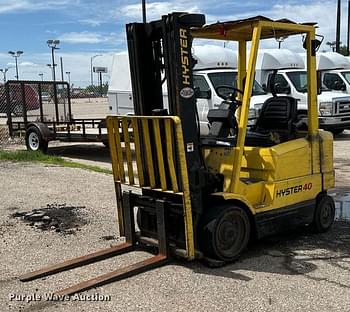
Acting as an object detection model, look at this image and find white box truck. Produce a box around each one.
[256,49,350,134]
[313,52,350,93]
[108,45,272,134]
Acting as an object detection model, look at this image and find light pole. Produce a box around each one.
[327,41,339,52]
[141,0,146,23]
[47,40,60,82]
[0,68,9,83]
[47,63,57,81]
[336,0,341,53]
[276,36,287,49]
[38,73,44,81]
[90,54,101,86]
[8,51,23,80]
[65,71,71,86]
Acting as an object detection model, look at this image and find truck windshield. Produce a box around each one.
[286,71,308,93]
[207,72,266,96]
[341,71,350,84]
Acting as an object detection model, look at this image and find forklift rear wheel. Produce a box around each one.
[200,205,250,262]
[25,127,48,153]
[311,195,335,233]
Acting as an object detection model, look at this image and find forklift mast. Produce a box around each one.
[126,13,219,213]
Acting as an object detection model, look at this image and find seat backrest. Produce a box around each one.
[255,96,298,133]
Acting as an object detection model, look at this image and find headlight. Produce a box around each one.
[249,108,257,119]
[254,103,263,111]
[319,102,333,116]
[254,103,263,117]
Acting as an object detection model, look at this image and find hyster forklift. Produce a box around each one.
[21,13,335,295]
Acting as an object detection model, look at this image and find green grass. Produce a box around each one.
[0,150,112,175]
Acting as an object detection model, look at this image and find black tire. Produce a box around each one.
[200,205,251,262]
[311,195,335,233]
[329,129,344,136]
[25,127,48,153]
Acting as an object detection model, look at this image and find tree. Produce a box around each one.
[338,45,349,56]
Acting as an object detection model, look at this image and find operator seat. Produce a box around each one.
[245,96,298,147]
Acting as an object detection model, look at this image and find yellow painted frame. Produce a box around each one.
[108,17,322,261]
[192,19,319,194]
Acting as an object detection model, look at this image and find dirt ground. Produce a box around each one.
[0,131,350,312]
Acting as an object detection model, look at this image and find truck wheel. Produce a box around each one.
[200,205,250,262]
[311,195,335,233]
[330,129,344,135]
[25,127,48,153]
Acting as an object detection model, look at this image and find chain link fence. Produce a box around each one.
[0,84,25,148]
[0,81,109,149]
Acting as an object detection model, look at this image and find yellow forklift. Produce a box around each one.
[21,13,335,295]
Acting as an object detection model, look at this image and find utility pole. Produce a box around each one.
[336,0,341,53]
[348,0,350,55]
[38,73,44,81]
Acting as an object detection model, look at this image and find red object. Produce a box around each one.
[219,24,227,37]
[10,84,40,111]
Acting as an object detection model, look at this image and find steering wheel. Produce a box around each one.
[215,85,243,102]
[214,85,243,136]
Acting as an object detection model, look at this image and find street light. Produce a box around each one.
[276,36,288,49]
[38,73,44,81]
[8,50,23,80]
[47,63,57,81]
[90,54,101,86]
[47,39,60,81]
[326,41,338,52]
[0,68,9,83]
[65,71,71,86]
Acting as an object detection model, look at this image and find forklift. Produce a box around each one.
[20,13,335,295]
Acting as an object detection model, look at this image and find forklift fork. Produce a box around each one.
[20,193,170,296]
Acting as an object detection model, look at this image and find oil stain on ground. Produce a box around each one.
[11,203,87,234]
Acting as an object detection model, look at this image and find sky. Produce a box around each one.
[0,0,348,87]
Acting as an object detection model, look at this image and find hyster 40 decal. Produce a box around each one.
[276,183,313,198]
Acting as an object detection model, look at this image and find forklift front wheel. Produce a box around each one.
[25,127,48,153]
[200,205,250,262]
[311,195,335,233]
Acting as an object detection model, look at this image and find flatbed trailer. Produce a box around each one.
[4,80,108,152]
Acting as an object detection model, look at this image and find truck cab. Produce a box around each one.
[108,46,271,134]
[192,45,271,134]
[313,52,350,93]
[256,49,350,134]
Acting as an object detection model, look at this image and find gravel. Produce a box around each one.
[0,131,350,312]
